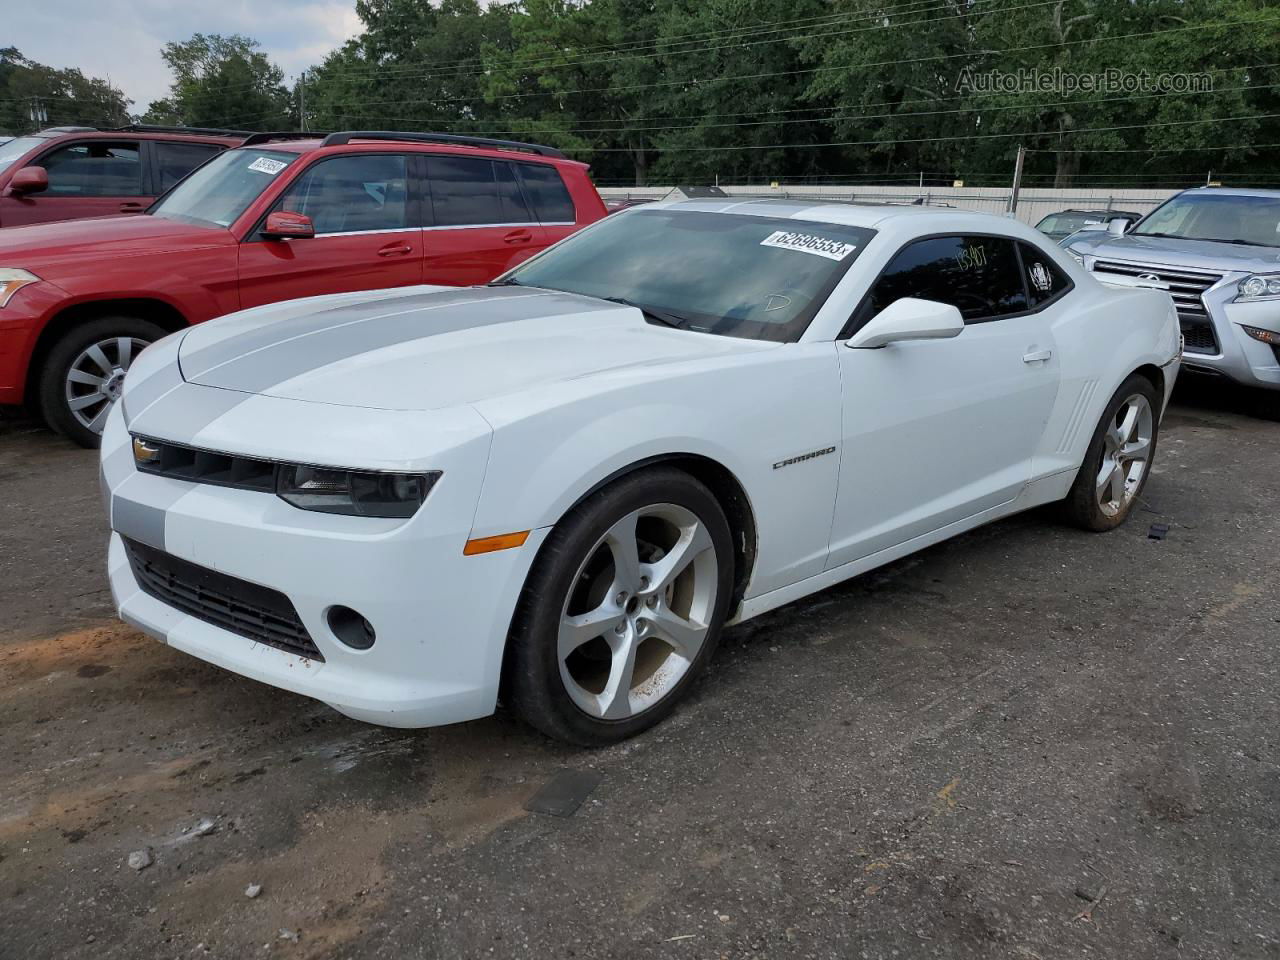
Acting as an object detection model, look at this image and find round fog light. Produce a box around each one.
[327,605,376,650]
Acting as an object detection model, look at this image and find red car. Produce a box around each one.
[0,125,246,227]
[0,131,607,446]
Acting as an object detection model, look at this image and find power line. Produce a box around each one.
[315,78,1280,140]
[289,13,1280,113]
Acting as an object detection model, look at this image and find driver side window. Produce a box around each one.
[853,235,1029,330]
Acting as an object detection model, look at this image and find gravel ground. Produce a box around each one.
[1,381,1278,960]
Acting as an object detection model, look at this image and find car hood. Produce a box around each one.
[0,214,230,271]
[178,285,773,411]
[1070,231,1280,273]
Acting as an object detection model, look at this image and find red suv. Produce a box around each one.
[0,131,606,446]
[0,125,246,227]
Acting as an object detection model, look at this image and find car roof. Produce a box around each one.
[239,137,588,168]
[28,128,243,146]
[1176,186,1280,199]
[642,197,1033,232]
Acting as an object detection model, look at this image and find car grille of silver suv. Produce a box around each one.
[1092,260,1224,355]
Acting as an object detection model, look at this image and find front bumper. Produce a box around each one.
[1172,285,1280,391]
[101,390,544,728]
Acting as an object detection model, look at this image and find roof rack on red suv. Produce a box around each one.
[113,123,255,138]
[320,130,567,159]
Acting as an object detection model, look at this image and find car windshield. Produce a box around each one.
[502,208,876,342]
[1037,213,1107,235]
[1132,193,1280,248]
[150,148,299,228]
[0,137,45,175]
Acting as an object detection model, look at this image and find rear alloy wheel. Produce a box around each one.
[38,317,164,448]
[1062,373,1161,531]
[507,468,734,745]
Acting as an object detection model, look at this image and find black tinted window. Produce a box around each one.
[426,156,532,226]
[494,162,533,223]
[859,235,1029,325]
[1019,242,1071,306]
[278,154,409,234]
[518,163,575,222]
[155,141,222,190]
[40,141,142,196]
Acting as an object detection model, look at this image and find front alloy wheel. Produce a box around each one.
[64,336,150,436]
[38,316,165,448]
[558,503,718,721]
[507,467,735,745]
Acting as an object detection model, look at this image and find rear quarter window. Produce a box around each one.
[518,163,576,223]
[1019,242,1072,307]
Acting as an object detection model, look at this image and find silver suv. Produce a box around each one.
[1066,187,1280,407]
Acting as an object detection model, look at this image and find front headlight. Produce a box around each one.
[1236,273,1280,301]
[0,268,39,307]
[276,464,441,518]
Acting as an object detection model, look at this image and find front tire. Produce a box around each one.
[506,467,735,746]
[1062,373,1161,531]
[38,316,164,448]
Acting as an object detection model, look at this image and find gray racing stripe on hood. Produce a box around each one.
[128,384,254,442]
[181,287,536,381]
[186,290,606,396]
[122,359,184,423]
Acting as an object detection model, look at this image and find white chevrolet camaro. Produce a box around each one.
[100,200,1181,745]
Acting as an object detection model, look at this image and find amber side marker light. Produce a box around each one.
[463,531,531,556]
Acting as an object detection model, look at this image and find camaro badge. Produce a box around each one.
[773,446,836,470]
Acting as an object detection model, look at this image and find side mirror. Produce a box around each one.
[845,297,964,350]
[7,165,49,196]
[263,211,315,240]
[1106,218,1132,236]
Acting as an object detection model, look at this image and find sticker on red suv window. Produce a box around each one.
[760,230,858,261]
[247,157,288,176]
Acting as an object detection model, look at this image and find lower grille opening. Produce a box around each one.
[1180,319,1220,356]
[123,538,324,661]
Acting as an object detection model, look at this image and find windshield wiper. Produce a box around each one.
[486,277,523,287]
[600,296,689,329]
[1134,231,1276,248]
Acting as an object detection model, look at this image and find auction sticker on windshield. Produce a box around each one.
[760,230,859,261]
[248,156,288,176]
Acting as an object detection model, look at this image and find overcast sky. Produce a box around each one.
[12,0,362,112]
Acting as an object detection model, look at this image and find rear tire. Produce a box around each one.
[1061,373,1161,532]
[38,316,164,448]
[506,467,734,746]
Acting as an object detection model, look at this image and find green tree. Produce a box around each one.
[143,34,292,131]
[0,47,129,135]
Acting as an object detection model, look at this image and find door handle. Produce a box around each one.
[1022,348,1053,364]
[377,244,413,257]
[503,229,532,244]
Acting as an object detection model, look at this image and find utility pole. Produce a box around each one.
[298,71,307,133]
[1007,145,1026,215]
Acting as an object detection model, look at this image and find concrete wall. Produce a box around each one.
[598,185,1179,226]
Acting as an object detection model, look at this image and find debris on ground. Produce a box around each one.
[278,928,299,942]
[193,818,217,837]
[524,768,603,818]
[126,848,152,871]
[1148,523,1170,540]
[245,883,263,899]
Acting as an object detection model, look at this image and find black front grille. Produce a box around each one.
[1092,260,1224,355]
[124,538,323,661]
[133,437,277,492]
